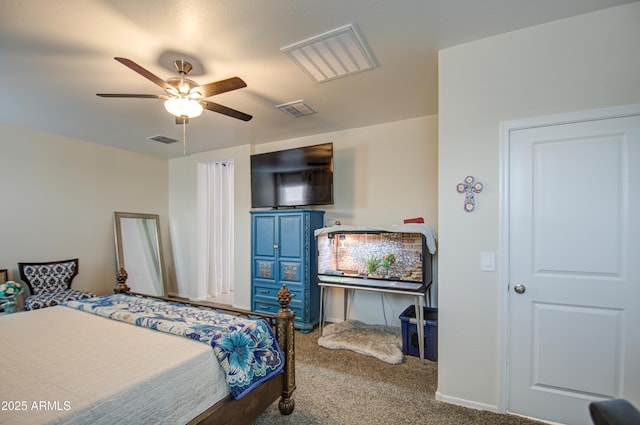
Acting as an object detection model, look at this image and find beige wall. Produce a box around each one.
[251,115,439,228]
[437,3,640,411]
[169,114,439,323]
[168,144,252,302]
[0,123,169,296]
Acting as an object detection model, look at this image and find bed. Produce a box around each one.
[0,280,296,425]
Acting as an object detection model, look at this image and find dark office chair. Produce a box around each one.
[19,258,95,310]
[589,399,640,425]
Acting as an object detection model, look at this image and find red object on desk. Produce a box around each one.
[404,217,424,224]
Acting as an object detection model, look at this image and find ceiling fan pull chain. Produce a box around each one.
[182,119,187,156]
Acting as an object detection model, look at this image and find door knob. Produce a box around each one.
[514,284,526,294]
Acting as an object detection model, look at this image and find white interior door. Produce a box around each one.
[507,111,640,424]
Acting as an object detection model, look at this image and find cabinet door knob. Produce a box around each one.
[273,243,279,249]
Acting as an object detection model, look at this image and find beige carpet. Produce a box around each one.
[252,327,545,425]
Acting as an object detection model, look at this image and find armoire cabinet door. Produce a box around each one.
[251,209,324,333]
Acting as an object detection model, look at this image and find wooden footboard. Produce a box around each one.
[118,269,295,424]
[275,284,296,415]
[188,284,296,424]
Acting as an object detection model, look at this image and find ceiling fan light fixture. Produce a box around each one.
[188,89,203,99]
[164,97,203,118]
[178,81,191,94]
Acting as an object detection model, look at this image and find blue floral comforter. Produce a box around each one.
[63,294,284,399]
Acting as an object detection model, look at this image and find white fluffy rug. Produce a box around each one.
[317,320,403,364]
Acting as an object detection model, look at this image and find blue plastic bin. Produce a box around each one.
[399,305,438,361]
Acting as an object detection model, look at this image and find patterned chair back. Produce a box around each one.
[19,259,79,296]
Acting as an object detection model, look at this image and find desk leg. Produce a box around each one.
[415,295,425,365]
[343,288,348,321]
[319,286,325,337]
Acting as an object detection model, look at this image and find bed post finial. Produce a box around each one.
[277,283,292,310]
[275,283,295,415]
[114,267,131,293]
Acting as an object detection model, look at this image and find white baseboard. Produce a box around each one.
[324,315,345,324]
[435,391,499,413]
[434,392,557,424]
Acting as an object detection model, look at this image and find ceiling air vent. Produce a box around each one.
[281,23,377,83]
[147,135,178,144]
[275,100,317,118]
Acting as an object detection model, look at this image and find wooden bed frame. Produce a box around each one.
[116,268,296,425]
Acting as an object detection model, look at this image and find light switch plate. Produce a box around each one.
[481,251,496,272]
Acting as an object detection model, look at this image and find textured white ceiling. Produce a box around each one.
[0,0,636,158]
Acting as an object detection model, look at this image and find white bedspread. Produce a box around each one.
[0,306,230,425]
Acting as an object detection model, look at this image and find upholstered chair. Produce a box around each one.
[18,258,95,310]
[590,399,640,425]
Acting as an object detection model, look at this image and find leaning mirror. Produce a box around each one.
[114,212,167,296]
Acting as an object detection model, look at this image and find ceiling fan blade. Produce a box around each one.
[96,93,164,98]
[201,100,253,122]
[114,57,170,91]
[196,77,247,98]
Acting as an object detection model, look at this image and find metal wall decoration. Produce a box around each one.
[282,263,299,281]
[258,261,273,279]
[457,176,483,212]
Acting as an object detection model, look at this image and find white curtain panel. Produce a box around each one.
[196,160,234,299]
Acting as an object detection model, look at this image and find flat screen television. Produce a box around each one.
[251,142,333,208]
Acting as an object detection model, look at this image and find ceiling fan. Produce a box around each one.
[97,57,252,123]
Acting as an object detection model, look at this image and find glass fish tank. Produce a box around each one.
[316,231,432,285]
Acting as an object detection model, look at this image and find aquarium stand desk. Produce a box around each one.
[317,274,429,364]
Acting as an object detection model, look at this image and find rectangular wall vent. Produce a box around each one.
[281,24,377,83]
[147,135,178,144]
[275,100,317,118]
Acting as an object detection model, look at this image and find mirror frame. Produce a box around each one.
[113,212,167,296]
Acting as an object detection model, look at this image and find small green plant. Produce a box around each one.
[366,257,382,275]
[380,254,396,276]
